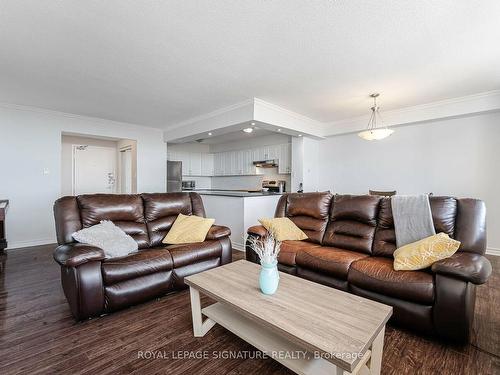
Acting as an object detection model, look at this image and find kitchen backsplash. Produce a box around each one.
[210,168,291,191]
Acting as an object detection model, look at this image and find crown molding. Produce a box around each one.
[253,97,324,129]
[164,99,254,131]
[0,101,163,132]
[323,90,500,136]
[253,98,325,139]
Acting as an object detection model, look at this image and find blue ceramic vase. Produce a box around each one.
[259,260,280,295]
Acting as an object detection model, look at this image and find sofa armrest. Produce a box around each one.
[247,225,268,238]
[54,243,106,267]
[206,225,231,240]
[431,252,492,285]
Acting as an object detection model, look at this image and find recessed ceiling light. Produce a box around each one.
[208,132,212,136]
[298,134,302,137]
[277,129,282,132]
[242,128,253,133]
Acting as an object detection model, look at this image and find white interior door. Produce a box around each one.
[73,145,117,195]
[120,148,133,194]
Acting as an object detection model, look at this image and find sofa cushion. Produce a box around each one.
[348,257,435,304]
[280,192,333,244]
[430,196,457,237]
[166,240,222,268]
[296,246,368,279]
[77,194,149,249]
[373,196,459,258]
[102,248,173,285]
[163,214,215,244]
[322,195,381,254]
[142,193,194,247]
[278,240,320,267]
[373,198,397,257]
[259,217,308,241]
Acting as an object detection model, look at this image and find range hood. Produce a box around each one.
[253,159,278,168]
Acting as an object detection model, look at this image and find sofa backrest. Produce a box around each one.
[322,195,381,254]
[372,196,487,257]
[275,192,332,244]
[275,193,487,257]
[142,192,205,247]
[54,192,206,248]
[77,194,149,248]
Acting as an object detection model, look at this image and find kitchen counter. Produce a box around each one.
[198,193,282,250]
[195,190,283,198]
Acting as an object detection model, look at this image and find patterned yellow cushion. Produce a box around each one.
[163,213,215,244]
[258,217,308,242]
[393,233,461,271]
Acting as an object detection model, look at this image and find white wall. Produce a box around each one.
[313,111,500,250]
[0,104,166,249]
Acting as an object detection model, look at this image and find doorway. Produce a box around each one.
[119,147,133,194]
[61,134,137,196]
[73,145,117,195]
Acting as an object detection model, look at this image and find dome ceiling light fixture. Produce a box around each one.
[358,93,394,141]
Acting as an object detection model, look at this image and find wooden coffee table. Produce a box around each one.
[185,260,392,375]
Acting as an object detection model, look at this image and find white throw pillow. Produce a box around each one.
[72,220,138,259]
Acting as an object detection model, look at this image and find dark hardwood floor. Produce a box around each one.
[0,245,498,375]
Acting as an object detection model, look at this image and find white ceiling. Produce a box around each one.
[1,1,499,129]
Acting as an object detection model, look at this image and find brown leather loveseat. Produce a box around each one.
[53,192,231,320]
[246,192,492,343]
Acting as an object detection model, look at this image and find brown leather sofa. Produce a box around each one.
[53,192,231,320]
[246,192,492,343]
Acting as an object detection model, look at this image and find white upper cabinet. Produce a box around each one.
[168,143,291,176]
[278,143,291,174]
[214,153,224,176]
[243,149,254,175]
[223,152,232,175]
[177,151,190,176]
[201,153,214,176]
[189,152,202,176]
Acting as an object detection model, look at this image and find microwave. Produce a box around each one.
[182,180,196,190]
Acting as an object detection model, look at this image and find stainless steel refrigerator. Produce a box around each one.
[167,161,182,192]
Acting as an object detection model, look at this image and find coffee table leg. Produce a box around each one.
[189,286,216,337]
[367,327,385,375]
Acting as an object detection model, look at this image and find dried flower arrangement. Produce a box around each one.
[247,231,281,264]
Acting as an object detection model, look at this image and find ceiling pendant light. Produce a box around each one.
[358,93,394,141]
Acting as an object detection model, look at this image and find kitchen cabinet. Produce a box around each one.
[168,143,291,177]
[175,151,190,176]
[189,152,202,176]
[256,145,280,160]
[278,143,291,174]
[201,153,214,176]
[214,153,224,176]
[223,152,232,175]
[243,149,254,175]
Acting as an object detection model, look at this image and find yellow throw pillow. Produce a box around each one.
[163,213,215,244]
[258,217,308,242]
[393,233,460,271]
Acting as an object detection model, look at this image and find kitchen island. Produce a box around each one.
[196,191,282,250]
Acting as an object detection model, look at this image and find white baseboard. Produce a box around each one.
[232,241,245,252]
[6,238,55,251]
[486,247,500,256]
